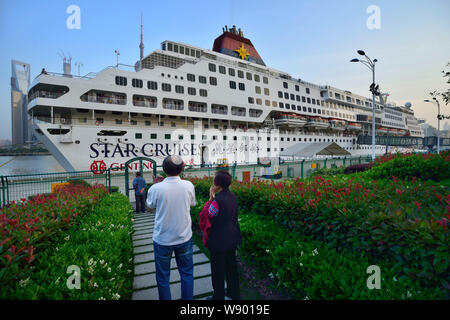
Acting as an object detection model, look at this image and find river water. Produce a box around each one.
[0,155,65,176]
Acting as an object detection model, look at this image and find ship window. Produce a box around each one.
[175,85,184,94]
[312,98,316,104]
[238,83,245,91]
[187,73,195,82]
[115,76,127,86]
[179,46,184,54]
[47,128,70,135]
[145,120,151,126]
[168,42,173,51]
[209,77,217,86]
[256,98,262,105]
[208,63,216,72]
[229,81,236,89]
[219,65,226,74]
[302,96,306,102]
[228,68,235,76]
[313,108,316,113]
[246,72,252,80]
[97,130,127,136]
[212,104,228,115]
[185,47,190,56]
[291,105,296,110]
[285,104,290,109]
[150,133,157,139]
[188,87,196,95]
[279,102,284,108]
[132,79,143,88]
[188,101,207,112]
[147,81,158,90]
[283,82,288,89]
[254,74,260,82]
[278,91,283,98]
[308,107,312,112]
[272,101,277,107]
[165,134,171,139]
[133,95,157,108]
[131,120,137,125]
[199,89,207,97]
[190,50,195,57]
[162,83,171,92]
[76,108,89,113]
[255,86,261,94]
[163,98,183,110]
[238,70,244,78]
[199,76,206,84]
[173,44,178,53]
[295,85,299,92]
[307,98,311,103]
[306,88,310,94]
[265,100,270,107]
[290,94,295,100]
[303,106,307,111]
[248,97,254,104]
[284,92,289,99]
[136,133,142,139]
[231,106,246,116]
[249,109,262,118]
[115,119,122,124]
[296,95,300,101]
[264,88,270,96]
[82,90,127,104]
[112,111,122,115]
[159,122,164,126]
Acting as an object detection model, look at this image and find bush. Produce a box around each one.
[1,193,133,299]
[189,171,449,297]
[0,184,108,295]
[311,167,345,177]
[344,163,373,174]
[109,186,119,193]
[67,179,91,188]
[238,213,443,299]
[366,151,450,181]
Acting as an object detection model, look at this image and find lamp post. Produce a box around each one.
[424,98,441,154]
[350,50,378,161]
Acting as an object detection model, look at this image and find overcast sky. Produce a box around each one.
[0,0,449,140]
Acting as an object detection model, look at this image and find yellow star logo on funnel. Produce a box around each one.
[235,43,249,60]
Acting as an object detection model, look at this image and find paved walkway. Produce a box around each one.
[131,210,214,300]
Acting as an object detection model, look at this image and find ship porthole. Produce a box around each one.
[75,140,80,144]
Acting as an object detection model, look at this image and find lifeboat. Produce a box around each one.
[347,122,362,131]
[329,118,347,131]
[305,116,330,129]
[274,112,307,127]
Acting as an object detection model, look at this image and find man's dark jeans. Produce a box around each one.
[135,194,146,213]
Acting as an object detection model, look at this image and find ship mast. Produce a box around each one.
[139,13,144,61]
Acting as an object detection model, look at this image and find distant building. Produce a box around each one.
[11,60,31,145]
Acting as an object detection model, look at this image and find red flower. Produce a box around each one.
[414,201,421,209]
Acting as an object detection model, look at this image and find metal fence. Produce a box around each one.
[0,155,372,207]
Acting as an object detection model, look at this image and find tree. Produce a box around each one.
[430,62,450,105]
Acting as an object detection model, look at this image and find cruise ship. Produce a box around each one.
[27,25,424,172]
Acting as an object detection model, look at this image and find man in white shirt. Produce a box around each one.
[146,155,196,300]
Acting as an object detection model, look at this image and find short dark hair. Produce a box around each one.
[136,172,141,177]
[214,170,232,189]
[162,155,184,176]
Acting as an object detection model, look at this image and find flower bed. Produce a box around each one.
[367,151,450,181]
[1,184,107,289]
[1,192,133,299]
[190,170,449,298]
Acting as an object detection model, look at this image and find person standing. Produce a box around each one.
[199,170,241,300]
[146,155,196,300]
[132,172,146,213]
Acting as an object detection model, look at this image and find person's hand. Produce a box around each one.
[209,185,221,201]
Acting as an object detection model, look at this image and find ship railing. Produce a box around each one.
[28,90,66,101]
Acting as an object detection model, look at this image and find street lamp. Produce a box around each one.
[350,50,378,161]
[424,98,441,154]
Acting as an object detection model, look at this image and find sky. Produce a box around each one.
[0,0,449,140]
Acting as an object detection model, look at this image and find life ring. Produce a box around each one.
[95,120,101,126]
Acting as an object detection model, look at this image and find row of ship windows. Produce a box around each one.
[208,63,269,84]
[282,81,311,94]
[381,121,405,128]
[278,91,323,106]
[385,114,403,122]
[327,91,382,109]
[116,76,218,89]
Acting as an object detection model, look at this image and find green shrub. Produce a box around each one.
[67,179,91,188]
[2,193,133,299]
[109,186,119,193]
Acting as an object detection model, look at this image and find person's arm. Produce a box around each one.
[189,183,197,207]
[146,186,157,209]
[132,179,137,191]
[207,200,219,219]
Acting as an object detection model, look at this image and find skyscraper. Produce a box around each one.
[11,60,30,145]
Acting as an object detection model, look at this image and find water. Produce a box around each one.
[0,155,65,176]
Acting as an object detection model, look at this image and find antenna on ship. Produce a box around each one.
[139,12,144,61]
